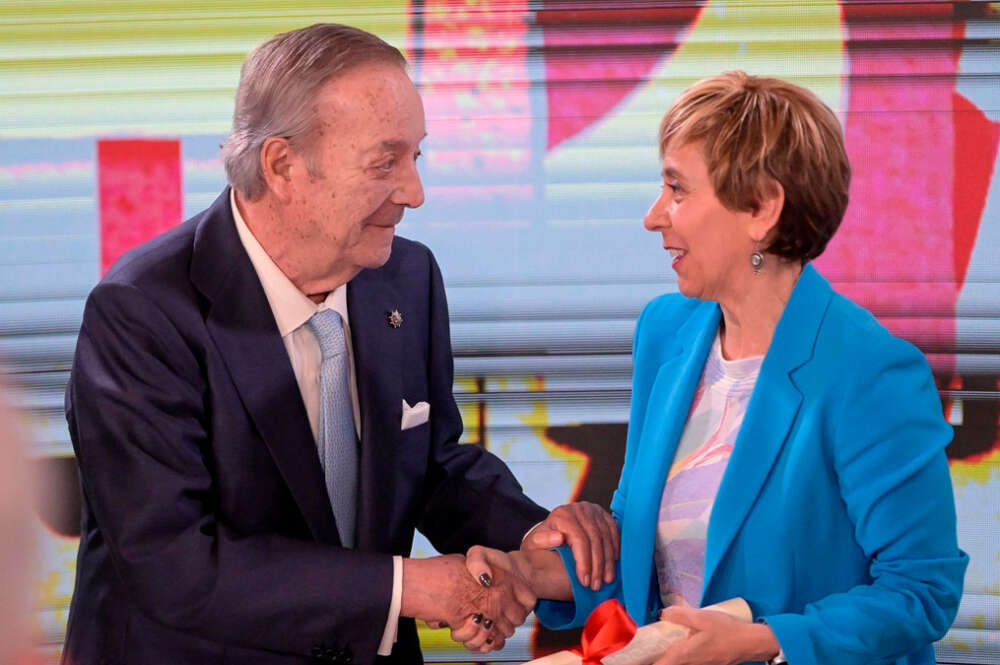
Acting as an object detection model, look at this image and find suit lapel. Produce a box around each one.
[623,303,719,619]
[347,268,403,553]
[702,264,832,595]
[190,190,340,545]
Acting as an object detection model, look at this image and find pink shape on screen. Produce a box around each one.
[97,139,182,276]
[419,1,532,147]
[538,5,704,151]
[816,3,967,373]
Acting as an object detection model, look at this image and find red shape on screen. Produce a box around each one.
[98,139,182,275]
[840,2,955,21]
[539,4,704,150]
[952,91,1000,286]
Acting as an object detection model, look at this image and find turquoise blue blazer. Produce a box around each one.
[536,265,968,665]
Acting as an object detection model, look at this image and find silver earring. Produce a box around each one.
[750,242,764,275]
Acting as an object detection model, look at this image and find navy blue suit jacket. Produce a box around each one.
[63,189,546,665]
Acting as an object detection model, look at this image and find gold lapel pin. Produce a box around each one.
[387,309,403,328]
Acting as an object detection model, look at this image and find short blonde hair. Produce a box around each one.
[659,71,850,261]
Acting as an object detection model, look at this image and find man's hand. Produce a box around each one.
[401,555,492,645]
[522,502,619,591]
[401,554,532,653]
[448,546,538,652]
[651,606,781,665]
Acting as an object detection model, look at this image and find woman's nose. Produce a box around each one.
[643,192,669,232]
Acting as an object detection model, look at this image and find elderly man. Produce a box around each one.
[63,23,617,665]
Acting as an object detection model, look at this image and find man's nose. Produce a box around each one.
[396,161,425,209]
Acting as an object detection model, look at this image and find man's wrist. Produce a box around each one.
[520,521,544,547]
[400,557,436,620]
[401,554,479,624]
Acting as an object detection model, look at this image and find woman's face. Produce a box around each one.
[644,141,756,302]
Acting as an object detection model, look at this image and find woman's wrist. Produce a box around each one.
[740,620,782,662]
[510,548,573,601]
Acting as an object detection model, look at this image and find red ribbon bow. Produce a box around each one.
[570,599,638,664]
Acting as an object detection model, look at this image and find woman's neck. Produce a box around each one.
[718,259,803,360]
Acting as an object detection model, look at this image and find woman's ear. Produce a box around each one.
[749,178,785,243]
[259,136,295,203]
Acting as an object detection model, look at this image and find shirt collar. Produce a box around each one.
[230,189,345,337]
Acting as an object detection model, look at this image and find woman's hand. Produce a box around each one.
[652,606,781,665]
[460,545,538,652]
[468,544,575,603]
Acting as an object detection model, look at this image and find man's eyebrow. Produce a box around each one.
[370,134,428,154]
[377,140,409,152]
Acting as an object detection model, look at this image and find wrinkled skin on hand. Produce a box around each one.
[419,552,535,653]
[522,502,620,591]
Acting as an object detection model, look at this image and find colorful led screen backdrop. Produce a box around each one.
[1,1,998,662]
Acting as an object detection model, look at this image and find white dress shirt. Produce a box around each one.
[231,191,402,655]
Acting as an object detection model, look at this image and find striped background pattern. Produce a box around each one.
[1,1,997,662]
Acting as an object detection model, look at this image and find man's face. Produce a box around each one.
[282,61,426,292]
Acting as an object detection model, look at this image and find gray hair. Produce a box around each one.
[222,23,406,200]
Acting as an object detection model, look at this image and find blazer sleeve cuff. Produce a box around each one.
[758,613,815,665]
[610,490,627,519]
[534,545,621,630]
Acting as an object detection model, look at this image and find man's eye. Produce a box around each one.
[378,159,395,172]
[665,180,681,194]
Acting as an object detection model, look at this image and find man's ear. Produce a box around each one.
[259,136,295,203]
[749,178,785,244]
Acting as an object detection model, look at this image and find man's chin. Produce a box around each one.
[360,242,394,270]
[354,225,397,269]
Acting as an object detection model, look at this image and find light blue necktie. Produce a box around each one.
[308,309,358,548]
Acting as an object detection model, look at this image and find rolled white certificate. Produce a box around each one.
[522,598,752,665]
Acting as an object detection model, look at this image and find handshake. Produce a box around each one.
[401,502,620,652]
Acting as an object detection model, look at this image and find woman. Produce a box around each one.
[468,71,968,665]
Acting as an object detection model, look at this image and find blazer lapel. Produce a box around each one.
[347,268,403,553]
[702,264,833,595]
[190,189,340,545]
[623,303,719,620]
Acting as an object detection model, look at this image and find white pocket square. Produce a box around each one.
[401,399,430,430]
